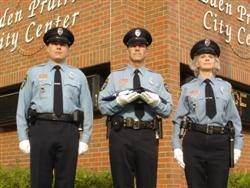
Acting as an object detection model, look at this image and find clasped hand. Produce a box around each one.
[116,90,160,107]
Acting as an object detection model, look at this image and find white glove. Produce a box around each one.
[174,148,185,168]
[19,140,30,154]
[140,91,160,107]
[78,142,88,155]
[116,90,140,106]
[234,149,241,164]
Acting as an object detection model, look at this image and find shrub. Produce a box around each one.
[228,172,250,188]
[0,166,112,188]
[0,166,30,188]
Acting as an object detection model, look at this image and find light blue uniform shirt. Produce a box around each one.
[16,60,93,144]
[98,64,172,120]
[171,75,243,150]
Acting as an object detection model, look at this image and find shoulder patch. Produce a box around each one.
[101,77,109,91]
[164,83,170,92]
[20,74,28,90]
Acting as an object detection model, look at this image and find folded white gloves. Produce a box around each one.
[19,140,30,154]
[78,142,88,155]
[234,149,241,164]
[140,91,160,107]
[116,90,140,106]
[174,148,185,168]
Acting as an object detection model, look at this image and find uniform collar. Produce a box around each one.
[197,75,216,86]
[127,64,146,77]
[48,60,67,72]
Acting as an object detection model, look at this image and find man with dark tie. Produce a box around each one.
[171,39,243,188]
[98,27,172,188]
[16,27,93,188]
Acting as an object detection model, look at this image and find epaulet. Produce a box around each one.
[189,78,197,83]
[34,63,46,67]
[146,67,160,75]
[29,63,46,71]
[65,64,79,70]
[112,67,126,73]
[215,77,223,81]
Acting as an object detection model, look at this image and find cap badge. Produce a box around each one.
[57,28,63,36]
[135,29,141,37]
[205,39,210,47]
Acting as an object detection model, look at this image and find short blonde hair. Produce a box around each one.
[188,55,221,76]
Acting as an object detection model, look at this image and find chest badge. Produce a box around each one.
[68,72,75,79]
[220,86,224,94]
[149,77,155,85]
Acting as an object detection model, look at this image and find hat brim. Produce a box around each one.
[192,47,217,58]
[126,37,149,46]
[45,36,71,46]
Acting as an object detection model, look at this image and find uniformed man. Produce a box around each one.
[98,27,172,188]
[171,39,243,188]
[16,27,93,188]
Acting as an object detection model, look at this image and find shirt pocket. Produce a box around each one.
[187,95,200,114]
[63,80,81,100]
[215,94,228,112]
[33,80,53,99]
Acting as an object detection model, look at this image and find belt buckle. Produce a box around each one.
[51,114,58,121]
[206,124,213,134]
[126,118,133,128]
[133,119,140,129]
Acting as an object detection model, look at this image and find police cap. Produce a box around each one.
[43,27,74,47]
[190,39,220,59]
[123,27,152,47]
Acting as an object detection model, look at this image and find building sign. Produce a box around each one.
[0,0,80,52]
[200,0,250,47]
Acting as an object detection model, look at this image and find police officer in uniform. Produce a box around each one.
[16,27,93,188]
[171,39,243,188]
[98,27,172,188]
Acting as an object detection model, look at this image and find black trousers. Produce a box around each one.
[29,120,79,188]
[183,130,230,188]
[109,128,159,188]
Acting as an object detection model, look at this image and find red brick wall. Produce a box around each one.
[0,1,249,187]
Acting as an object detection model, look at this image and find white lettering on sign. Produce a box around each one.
[237,5,250,24]
[28,0,77,18]
[0,8,23,29]
[199,0,250,48]
[203,10,232,43]
[25,12,79,43]
[0,32,18,52]
[199,0,232,15]
[0,0,78,53]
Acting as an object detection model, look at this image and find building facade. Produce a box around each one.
[0,0,249,187]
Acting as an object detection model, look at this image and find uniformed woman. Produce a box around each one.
[171,39,243,188]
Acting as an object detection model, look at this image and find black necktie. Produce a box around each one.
[54,65,63,117]
[205,79,216,119]
[133,70,144,119]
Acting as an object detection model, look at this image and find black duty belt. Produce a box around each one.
[36,113,74,122]
[190,123,228,135]
[111,116,158,130]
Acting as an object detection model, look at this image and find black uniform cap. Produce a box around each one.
[43,27,74,47]
[123,27,152,47]
[190,39,220,59]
